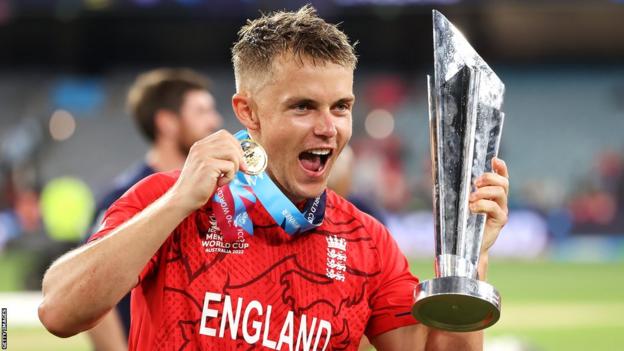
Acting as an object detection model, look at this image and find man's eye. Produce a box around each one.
[295,104,309,111]
[334,103,350,112]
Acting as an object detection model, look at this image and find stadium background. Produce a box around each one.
[0,0,623,350]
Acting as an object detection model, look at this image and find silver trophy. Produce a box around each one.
[411,10,505,332]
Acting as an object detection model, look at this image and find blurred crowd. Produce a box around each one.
[567,150,624,235]
[1,67,624,289]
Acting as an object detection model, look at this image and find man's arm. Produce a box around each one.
[371,158,509,351]
[38,130,246,338]
[86,309,128,351]
[83,207,129,351]
[371,317,483,351]
[39,185,193,337]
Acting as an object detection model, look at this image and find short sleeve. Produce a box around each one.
[87,171,179,282]
[365,223,420,338]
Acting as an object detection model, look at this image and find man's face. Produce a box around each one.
[249,55,354,202]
[178,89,223,154]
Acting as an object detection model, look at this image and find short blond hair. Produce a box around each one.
[232,5,357,92]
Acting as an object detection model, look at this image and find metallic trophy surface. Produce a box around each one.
[411,10,505,332]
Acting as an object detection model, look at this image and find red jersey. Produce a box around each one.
[89,171,419,350]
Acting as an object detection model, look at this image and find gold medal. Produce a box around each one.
[240,139,268,175]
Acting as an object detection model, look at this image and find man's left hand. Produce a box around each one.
[469,157,509,255]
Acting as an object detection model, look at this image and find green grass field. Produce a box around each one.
[413,260,624,351]
[3,260,623,350]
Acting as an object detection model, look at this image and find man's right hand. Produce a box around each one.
[171,130,248,212]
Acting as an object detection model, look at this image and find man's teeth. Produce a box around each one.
[307,149,331,156]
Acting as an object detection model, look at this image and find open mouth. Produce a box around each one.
[298,148,333,174]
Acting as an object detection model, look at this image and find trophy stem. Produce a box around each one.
[435,254,477,279]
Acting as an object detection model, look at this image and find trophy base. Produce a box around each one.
[412,276,500,332]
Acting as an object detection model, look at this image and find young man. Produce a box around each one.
[39,6,510,350]
[85,68,223,350]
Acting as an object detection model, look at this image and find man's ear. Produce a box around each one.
[154,109,179,139]
[232,93,260,131]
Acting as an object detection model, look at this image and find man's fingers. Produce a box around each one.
[470,186,507,211]
[214,159,237,188]
[469,199,508,225]
[199,130,247,172]
[492,157,509,178]
[193,140,241,172]
[475,171,509,195]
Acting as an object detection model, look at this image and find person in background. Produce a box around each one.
[328,144,386,224]
[85,68,223,350]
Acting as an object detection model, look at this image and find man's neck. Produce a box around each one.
[265,168,306,205]
[146,140,186,172]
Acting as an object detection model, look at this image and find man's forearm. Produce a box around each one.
[425,328,483,351]
[478,253,489,281]
[39,189,192,337]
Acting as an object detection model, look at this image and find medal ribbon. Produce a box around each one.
[211,130,326,241]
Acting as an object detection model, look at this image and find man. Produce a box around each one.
[85,68,223,350]
[39,6,509,350]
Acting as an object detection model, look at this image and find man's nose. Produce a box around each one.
[314,110,337,138]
